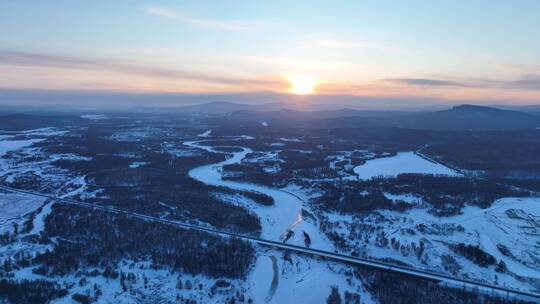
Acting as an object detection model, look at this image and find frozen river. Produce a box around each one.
[184,137,331,249]
[184,135,352,303]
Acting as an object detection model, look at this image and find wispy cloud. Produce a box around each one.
[0,49,279,86]
[383,78,472,88]
[382,76,540,91]
[507,74,540,90]
[143,6,277,31]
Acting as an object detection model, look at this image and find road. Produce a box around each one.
[0,183,538,301]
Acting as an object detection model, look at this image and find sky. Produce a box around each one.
[1,1,540,106]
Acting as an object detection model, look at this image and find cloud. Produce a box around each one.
[383,76,540,91]
[507,74,540,90]
[143,6,276,31]
[383,78,472,88]
[0,49,279,86]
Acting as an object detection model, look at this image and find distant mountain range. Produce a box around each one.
[390,104,540,130]
[224,103,540,131]
[2,103,539,131]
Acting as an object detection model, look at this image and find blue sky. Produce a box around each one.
[1,1,539,104]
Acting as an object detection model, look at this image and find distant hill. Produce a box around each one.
[0,113,86,131]
[172,101,262,114]
[321,104,540,130]
[164,100,426,115]
[169,101,361,114]
[491,104,540,113]
[231,108,410,121]
[394,105,540,130]
[229,104,540,131]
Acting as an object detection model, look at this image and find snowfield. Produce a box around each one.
[247,248,375,304]
[0,192,46,233]
[0,128,92,198]
[354,151,461,180]
[0,138,45,158]
[323,196,540,293]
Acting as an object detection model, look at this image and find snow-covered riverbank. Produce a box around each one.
[184,135,376,303]
[184,138,331,250]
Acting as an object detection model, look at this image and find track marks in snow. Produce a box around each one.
[265,256,279,303]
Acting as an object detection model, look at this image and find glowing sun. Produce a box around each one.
[287,74,318,95]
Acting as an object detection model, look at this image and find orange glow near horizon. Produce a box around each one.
[287,74,318,95]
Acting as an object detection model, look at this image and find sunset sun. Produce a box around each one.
[287,74,318,95]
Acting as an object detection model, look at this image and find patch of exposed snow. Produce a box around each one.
[198,130,212,137]
[354,151,461,180]
[129,161,149,168]
[0,138,44,157]
[247,249,375,304]
[28,201,54,235]
[383,192,422,205]
[58,176,87,199]
[278,137,303,142]
[0,193,46,233]
[80,114,109,120]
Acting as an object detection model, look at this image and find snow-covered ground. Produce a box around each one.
[184,138,332,250]
[0,127,68,158]
[183,136,382,303]
[108,127,157,142]
[28,201,54,235]
[13,258,244,304]
[354,151,461,180]
[0,128,93,198]
[247,248,374,304]
[0,192,46,233]
[278,137,303,142]
[322,197,540,293]
[80,114,109,120]
[383,192,422,205]
[0,138,44,157]
[129,161,149,169]
[197,130,212,137]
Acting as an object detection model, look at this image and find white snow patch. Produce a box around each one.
[0,138,44,157]
[80,114,109,120]
[278,137,303,142]
[354,151,461,180]
[28,201,54,235]
[247,249,375,304]
[129,161,149,168]
[383,192,422,205]
[0,193,45,227]
[198,130,212,137]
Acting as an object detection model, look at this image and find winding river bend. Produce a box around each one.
[184,136,331,249]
